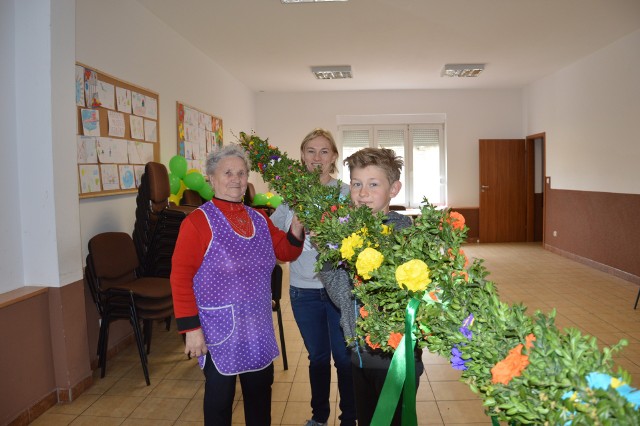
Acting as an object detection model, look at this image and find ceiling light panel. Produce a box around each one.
[442,64,485,77]
[282,0,348,3]
[311,66,352,79]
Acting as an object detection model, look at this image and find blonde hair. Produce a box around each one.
[300,128,339,174]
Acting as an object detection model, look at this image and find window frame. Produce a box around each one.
[339,123,446,207]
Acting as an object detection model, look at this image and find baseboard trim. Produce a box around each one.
[545,244,640,285]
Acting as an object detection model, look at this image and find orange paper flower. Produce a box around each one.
[388,332,403,349]
[491,334,536,385]
[366,335,381,350]
[359,306,369,318]
[449,211,466,230]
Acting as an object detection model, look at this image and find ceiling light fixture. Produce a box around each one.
[282,0,347,3]
[311,66,352,79]
[441,64,485,77]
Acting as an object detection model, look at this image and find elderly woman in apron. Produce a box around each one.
[171,144,304,426]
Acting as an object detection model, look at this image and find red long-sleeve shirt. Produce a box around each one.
[170,198,303,332]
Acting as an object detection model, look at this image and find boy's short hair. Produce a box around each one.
[344,147,403,184]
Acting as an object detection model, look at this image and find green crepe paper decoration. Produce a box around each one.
[183,171,205,191]
[267,195,283,208]
[198,184,214,201]
[169,155,188,179]
[253,193,269,206]
[168,173,180,195]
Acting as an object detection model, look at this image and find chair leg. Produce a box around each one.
[144,319,153,355]
[276,307,288,370]
[635,287,640,309]
[98,317,110,378]
[129,305,150,385]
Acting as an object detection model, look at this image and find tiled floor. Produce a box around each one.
[34,243,640,425]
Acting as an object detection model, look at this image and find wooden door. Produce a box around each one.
[479,139,527,242]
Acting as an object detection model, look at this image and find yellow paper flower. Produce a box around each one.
[395,259,431,292]
[356,247,384,279]
[340,232,364,260]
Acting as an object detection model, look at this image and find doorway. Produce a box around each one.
[526,133,546,243]
[479,134,546,243]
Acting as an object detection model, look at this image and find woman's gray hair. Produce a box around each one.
[205,144,251,176]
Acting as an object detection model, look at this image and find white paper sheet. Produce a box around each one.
[100,164,120,190]
[129,115,144,140]
[144,119,157,143]
[79,164,101,193]
[76,65,85,107]
[77,135,98,163]
[97,137,129,163]
[132,91,146,116]
[97,80,115,110]
[81,109,101,136]
[144,97,158,120]
[128,140,154,164]
[116,87,132,113]
[134,165,146,188]
[119,165,136,189]
[107,110,125,138]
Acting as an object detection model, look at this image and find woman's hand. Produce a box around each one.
[290,214,305,240]
[184,328,208,358]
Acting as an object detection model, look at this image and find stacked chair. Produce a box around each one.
[85,232,174,385]
[133,162,196,278]
[181,189,205,207]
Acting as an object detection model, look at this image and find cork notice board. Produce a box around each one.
[177,101,223,175]
[76,63,160,198]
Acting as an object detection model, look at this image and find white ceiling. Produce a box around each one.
[137,0,640,92]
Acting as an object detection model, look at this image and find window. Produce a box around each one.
[340,124,445,207]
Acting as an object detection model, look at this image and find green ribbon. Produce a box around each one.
[371,297,421,426]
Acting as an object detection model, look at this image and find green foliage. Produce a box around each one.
[238,132,640,424]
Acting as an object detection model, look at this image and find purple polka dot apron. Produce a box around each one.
[193,202,278,375]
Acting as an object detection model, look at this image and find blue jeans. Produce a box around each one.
[290,286,356,426]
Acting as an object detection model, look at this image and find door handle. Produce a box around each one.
[481,185,489,192]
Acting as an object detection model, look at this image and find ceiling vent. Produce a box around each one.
[311,66,352,79]
[441,64,485,77]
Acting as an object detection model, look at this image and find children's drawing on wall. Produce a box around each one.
[127,141,154,165]
[119,165,136,190]
[144,97,158,120]
[132,91,146,117]
[97,137,128,163]
[116,87,132,114]
[77,136,98,163]
[79,165,101,193]
[129,115,144,140]
[84,69,100,107]
[108,110,126,138]
[97,80,115,110]
[81,108,101,136]
[100,164,120,191]
[76,65,85,107]
[144,119,157,143]
[134,165,146,188]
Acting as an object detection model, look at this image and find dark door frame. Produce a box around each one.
[525,132,546,244]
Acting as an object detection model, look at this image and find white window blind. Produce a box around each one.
[340,123,445,207]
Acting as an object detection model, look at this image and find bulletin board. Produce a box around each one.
[75,62,160,198]
[177,101,223,175]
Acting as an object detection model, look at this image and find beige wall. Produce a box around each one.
[524,29,640,195]
[255,89,523,207]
